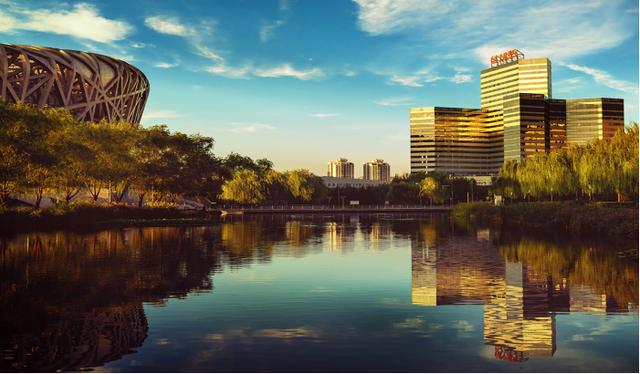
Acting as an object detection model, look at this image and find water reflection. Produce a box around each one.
[411,222,637,363]
[0,215,637,372]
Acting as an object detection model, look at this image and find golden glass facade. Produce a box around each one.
[410,107,500,175]
[503,93,548,162]
[566,98,624,146]
[547,99,567,151]
[481,58,551,165]
[410,52,624,175]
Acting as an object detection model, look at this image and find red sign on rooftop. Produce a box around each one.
[490,49,524,67]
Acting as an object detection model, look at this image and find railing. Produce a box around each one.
[220,204,450,211]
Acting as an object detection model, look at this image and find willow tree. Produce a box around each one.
[221,169,267,204]
[606,124,639,202]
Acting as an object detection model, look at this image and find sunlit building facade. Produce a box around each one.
[363,159,391,182]
[410,107,500,175]
[327,158,354,178]
[410,49,624,176]
[566,98,625,146]
[503,93,548,162]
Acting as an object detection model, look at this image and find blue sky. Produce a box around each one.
[1,0,638,175]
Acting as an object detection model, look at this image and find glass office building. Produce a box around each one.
[566,98,625,146]
[410,50,624,177]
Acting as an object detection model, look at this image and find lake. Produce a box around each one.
[0,214,637,372]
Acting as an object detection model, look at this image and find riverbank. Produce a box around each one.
[453,202,639,241]
[0,204,218,235]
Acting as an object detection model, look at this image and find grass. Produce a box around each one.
[453,201,639,241]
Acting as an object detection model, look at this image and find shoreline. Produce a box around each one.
[453,201,639,243]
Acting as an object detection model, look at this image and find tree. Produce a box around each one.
[221,169,266,204]
[419,177,441,205]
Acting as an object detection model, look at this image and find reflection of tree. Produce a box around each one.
[0,226,221,371]
[500,240,638,308]
[410,221,638,362]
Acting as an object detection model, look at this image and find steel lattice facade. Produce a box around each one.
[0,44,149,123]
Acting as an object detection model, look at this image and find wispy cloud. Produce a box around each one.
[144,15,193,37]
[386,67,471,87]
[253,64,323,80]
[0,3,132,43]
[353,0,634,62]
[560,62,638,95]
[309,113,340,118]
[144,12,321,81]
[374,97,415,106]
[155,61,178,69]
[227,123,277,133]
[259,0,292,42]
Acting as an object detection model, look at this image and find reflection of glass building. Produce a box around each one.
[410,50,624,175]
[409,226,632,363]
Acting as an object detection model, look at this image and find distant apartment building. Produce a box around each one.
[410,49,624,176]
[566,98,625,146]
[327,158,354,178]
[363,159,391,182]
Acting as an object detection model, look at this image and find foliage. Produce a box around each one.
[493,123,639,203]
[0,101,264,209]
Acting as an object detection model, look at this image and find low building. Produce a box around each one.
[363,159,391,182]
[327,158,354,178]
[321,176,387,189]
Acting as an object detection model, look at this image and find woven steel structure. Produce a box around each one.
[0,44,149,123]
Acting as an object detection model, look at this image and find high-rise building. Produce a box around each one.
[481,52,551,165]
[410,49,624,176]
[410,107,499,176]
[363,159,391,182]
[327,158,354,178]
[503,93,548,162]
[547,99,567,151]
[566,98,624,146]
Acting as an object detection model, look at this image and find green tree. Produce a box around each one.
[221,169,266,204]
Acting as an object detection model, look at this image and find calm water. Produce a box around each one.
[0,214,638,372]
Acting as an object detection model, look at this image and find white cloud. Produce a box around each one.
[130,42,148,49]
[3,3,132,43]
[309,113,340,118]
[204,64,251,79]
[449,73,472,84]
[353,0,634,62]
[141,110,181,121]
[144,16,193,36]
[390,75,424,87]
[352,0,455,35]
[374,97,415,106]
[155,62,178,69]
[260,20,286,42]
[253,64,324,80]
[227,123,277,133]
[560,63,638,95]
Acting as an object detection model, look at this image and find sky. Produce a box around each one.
[0,0,638,176]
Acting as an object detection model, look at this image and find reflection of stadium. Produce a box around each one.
[0,44,149,123]
[410,227,630,362]
[2,304,148,371]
